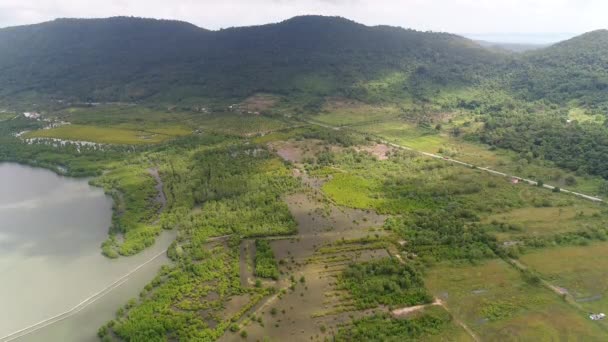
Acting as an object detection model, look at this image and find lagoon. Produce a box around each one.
[0,163,173,341]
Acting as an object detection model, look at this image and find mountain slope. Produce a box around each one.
[0,15,505,103]
[512,30,608,108]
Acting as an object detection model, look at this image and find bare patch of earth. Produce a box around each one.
[148,168,167,223]
[269,139,342,163]
[240,94,279,112]
[392,298,443,317]
[356,143,396,160]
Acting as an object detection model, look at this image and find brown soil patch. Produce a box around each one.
[269,139,340,163]
[284,192,386,238]
[240,94,279,112]
[323,97,368,111]
[356,143,396,160]
[221,294,252,318]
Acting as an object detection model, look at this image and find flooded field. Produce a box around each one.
[0,163,174,342]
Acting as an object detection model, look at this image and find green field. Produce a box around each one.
[354,118,605,196]
[198,114,295,136]
[520,242,608,315]
[425,259,607,340]
[311,101,402,127]
[24,124,191,144]
[0,112,15,121]
[484,204,606,241]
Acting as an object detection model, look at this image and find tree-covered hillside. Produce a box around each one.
[513,30,608,109]
[0,15,506,103]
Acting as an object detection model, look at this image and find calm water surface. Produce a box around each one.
[0,163,173,341]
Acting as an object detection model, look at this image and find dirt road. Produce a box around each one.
[304,119,603,203]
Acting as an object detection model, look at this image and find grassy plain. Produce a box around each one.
[425,259,607,340]
[356,119,605,195]
[312,98,402,127]
[520,242,608,315]
[199,114,295,136]
[24,124,191,144]
[0,112,15,121]
[311,100,606,196]
[484,204,606,241]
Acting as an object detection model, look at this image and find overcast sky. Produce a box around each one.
[0,0,606,43]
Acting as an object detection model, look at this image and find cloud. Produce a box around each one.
[0,0,606,41]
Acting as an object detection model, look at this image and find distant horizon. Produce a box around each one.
[461,32,579,45]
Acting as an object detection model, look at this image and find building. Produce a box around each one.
[23,112,41,119]
[590,313,605,321]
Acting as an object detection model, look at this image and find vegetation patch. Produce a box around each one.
[93,164,162,257]
[339,258,432,309]
[519,242,608,313]
[254,239,279,280]
[335,306,462,342]
[25,124,190,144]
[425,259,606,340]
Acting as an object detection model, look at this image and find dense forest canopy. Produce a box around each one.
[0,15,507,103]
[511,29,608,108]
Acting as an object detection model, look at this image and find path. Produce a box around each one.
[386,247,480,342]
[392,298,442,316]
[303,119,603,203]
[441,302,481,342]
[507,258,586,311]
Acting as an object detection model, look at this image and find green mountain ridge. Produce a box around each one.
[0,15,605,108]
[511,29,608,106]
[0,15,506,104]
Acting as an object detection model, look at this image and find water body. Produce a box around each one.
[0,163,174,341]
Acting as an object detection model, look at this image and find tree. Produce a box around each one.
[564,176,577,186]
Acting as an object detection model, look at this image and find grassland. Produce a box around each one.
[519,242,608,315]
[425,259,607,340]
[310,99,607,196]
[484,204,607,241]
[312,98,402,127]
[198,113,295,137]
[24,124,191,144]
[61,105,197,126]
[355,118,605,195]
[0,112,15,121]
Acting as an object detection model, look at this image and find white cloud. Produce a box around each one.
[0,0,605,41]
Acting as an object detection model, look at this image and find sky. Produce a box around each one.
[0,0,606,43]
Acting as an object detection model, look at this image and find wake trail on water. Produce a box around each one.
[0,248,168,342]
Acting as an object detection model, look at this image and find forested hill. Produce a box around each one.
[0,15,505,103]
[513,30,608,108]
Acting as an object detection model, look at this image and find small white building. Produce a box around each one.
[23,112,41,119]
[590,313,605,321]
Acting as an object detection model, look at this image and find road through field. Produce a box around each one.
[303,119,604,203]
